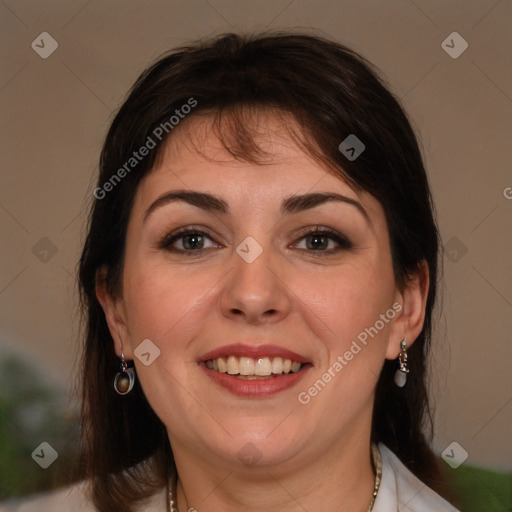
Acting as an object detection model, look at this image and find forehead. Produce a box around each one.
[133,111,384,223]
[143,109,347,188]
[160,109,327,170]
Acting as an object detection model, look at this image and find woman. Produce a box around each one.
[2,32,461,511]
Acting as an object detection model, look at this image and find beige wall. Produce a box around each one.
[1,0,510,471]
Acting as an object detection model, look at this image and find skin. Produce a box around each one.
[97,112,429,512]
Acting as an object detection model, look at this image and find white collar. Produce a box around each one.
[373,443,460,512]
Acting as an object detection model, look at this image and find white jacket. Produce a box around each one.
[0,443,460,511]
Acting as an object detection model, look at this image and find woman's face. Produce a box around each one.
[101,113,420,471]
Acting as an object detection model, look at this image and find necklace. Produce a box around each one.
[167,443,382,512]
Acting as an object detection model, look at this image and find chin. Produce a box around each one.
[211,422,311,469]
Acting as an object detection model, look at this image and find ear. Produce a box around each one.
[95,266,133,359]
[385,260,430,360]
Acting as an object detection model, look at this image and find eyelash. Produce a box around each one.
[157,225,353,257]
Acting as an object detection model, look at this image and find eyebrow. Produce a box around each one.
[143,189,372,226]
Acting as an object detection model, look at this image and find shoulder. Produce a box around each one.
[0,481,94,512]
[373,443,461,512]
[0,480,167,512]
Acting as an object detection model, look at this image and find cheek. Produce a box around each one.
[300,261,396,345]
[122,257,220,345]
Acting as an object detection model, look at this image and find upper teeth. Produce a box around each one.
[206,356,302,376]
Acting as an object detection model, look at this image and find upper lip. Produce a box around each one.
[199,343,310,364]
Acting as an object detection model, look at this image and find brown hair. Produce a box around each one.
[78,31,450,511]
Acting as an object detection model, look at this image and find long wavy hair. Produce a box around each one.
[78,31,450,511]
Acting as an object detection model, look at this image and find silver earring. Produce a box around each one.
[394,339,409,388]
[114,352,135,395]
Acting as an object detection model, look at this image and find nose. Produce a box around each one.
[219,239,292,325]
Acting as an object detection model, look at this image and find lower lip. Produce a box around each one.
[200,363,311,397]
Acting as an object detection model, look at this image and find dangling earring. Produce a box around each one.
[114,352,135,395]
[394,338,409,388]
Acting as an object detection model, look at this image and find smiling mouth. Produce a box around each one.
[205,356,306,379]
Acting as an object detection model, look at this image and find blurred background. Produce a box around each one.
[0,1,511,510]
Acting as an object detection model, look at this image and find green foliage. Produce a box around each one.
[442,460,512,512]
[0,352,80,499]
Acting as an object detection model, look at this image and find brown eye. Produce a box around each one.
[179,232,205,251]
[294,227,353,255]
[158,227,219,255]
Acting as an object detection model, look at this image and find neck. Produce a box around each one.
[169,425,376,512]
